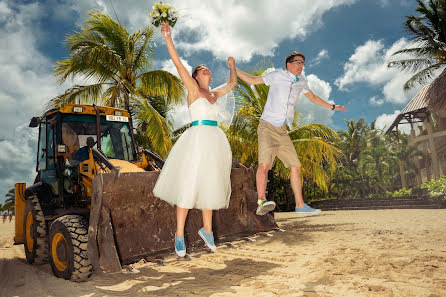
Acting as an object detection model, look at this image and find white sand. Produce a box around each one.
[1,210,445,297]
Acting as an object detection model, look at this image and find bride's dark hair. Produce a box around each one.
[192,64,208,83]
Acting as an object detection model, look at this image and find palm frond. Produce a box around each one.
[85,10,129,60]
[137,70,186,105]
[53,84,105,106]
[388,0,446,90]
[388,57,435,72]
[135,96,173,158]
[403,62,444,90]
[132,25,155,72]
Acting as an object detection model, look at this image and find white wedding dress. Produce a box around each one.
[153,97,232,209]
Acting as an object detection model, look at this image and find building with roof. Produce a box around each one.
[386,70,446,188]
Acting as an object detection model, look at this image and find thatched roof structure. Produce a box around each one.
[385,85,430,135]
[426,68,446,117]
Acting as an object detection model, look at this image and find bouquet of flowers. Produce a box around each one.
[148,2,178,27]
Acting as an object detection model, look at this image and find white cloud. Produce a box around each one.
[0,124,38,204]
[160,58,193,78]
[297,73,335,126]
[369,96,384,106]
[51,0,357,62]
[310,49,328,66]
[335,38,426,106]
[36,0,359,62]
[379,0,390,7]
[168,0,357,61]
[0,1,72,139]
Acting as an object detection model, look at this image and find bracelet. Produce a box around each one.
[331,104,335,110]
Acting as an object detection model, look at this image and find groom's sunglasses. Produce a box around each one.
[289,59,305,65]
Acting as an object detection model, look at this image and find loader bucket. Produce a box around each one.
[87,166,277,272]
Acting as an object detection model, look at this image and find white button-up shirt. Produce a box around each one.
[261,69,310,129]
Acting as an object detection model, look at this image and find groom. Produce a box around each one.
[236,51,346,215]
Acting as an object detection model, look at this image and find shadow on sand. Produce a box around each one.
[90,257,281,296]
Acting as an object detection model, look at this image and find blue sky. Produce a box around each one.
[0,0,439,202]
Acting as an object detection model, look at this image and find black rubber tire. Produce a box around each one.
[48,215,93,282]
[23,195,48,264]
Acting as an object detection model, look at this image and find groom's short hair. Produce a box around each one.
[285,51,306,69]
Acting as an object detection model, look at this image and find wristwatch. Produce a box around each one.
[331,104,335,110]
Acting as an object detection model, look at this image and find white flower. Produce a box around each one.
[161,12,167,18]
[154,11,160,17]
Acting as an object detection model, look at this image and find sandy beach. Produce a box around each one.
[1,209,445,297]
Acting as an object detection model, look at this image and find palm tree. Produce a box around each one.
[336,119,382,197]
[388,0,446,90]
[393,132,424,186]
[3,188,15,215]
[337,119,369,171]
[54,10,185,157]
[360,133,393,194]
[228,67,342,192]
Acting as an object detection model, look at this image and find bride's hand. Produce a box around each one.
[227,56,235,68]
[161,21,171,38]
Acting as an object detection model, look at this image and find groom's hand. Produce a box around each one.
[161,21,171,38]
[334,105,347,111]
[227,57,235,68]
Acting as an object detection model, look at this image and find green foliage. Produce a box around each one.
[330,119,423,199]
[386,188,412,198]
[421,176,446,198]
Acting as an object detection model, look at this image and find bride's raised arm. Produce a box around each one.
[161,21,198,95]
[213,57,237,99]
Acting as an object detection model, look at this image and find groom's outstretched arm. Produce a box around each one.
[304,91,347,111]
[236,68,264,85]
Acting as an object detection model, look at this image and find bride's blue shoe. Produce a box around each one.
[175,234,186,257]
[198,227,216,252]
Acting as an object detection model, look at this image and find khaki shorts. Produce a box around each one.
[257,120,301,168]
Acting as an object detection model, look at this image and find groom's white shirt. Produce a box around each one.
[261,69,310,129]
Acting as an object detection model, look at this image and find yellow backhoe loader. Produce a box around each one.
[14,104,277,282]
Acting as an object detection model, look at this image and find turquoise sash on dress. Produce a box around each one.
[191,120,218,126]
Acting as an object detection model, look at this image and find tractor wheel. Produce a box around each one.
[23,195,48,264]
[48,215,93,282]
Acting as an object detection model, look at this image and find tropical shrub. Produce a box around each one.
[386,187,412,198]
[421,176,446,199]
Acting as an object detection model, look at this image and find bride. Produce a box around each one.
[153,21,236,257]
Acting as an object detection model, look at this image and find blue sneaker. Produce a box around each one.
[198,227,216,252]
[256,199,276,215]
[175,234,186,257]
[295,203,321,215]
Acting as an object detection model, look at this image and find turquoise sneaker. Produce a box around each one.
[198,227,216,252]
[295,203,321,215]
[256,199,276,215]
[175,234,186,257]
